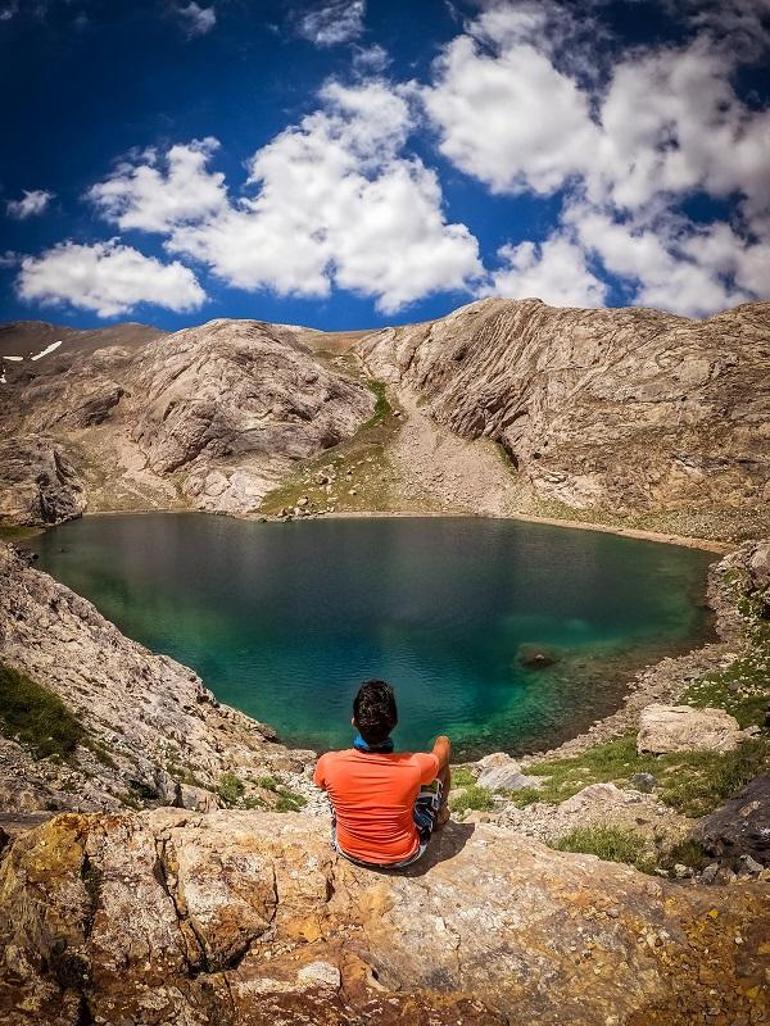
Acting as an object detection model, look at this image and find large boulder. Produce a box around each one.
[475,752,543,792]
[0,810,767,1026]
[697,775,770,867]
[636,703,742,754]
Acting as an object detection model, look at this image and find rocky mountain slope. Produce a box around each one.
[1,298,768,539]
[1,808,768,1026]
[0,318,374,523]
[359,298,770,538]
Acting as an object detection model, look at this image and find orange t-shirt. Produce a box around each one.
[313,748,440,865]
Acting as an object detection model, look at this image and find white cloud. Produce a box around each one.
[352,43,389,74]
[423,2,770,316]
[16,239,206,317]
[89,81,482,313]
[482,234,608,307]
[6,189,54,219]
[177,2,216,38]
[88,138,226,232]
[565,203,760,317]
[422,23,599,195]
[296,1,365,47]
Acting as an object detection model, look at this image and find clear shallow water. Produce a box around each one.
[30,514,715,759]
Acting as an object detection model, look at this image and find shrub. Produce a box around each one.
[218,771,245,806]
[0,661,86,759]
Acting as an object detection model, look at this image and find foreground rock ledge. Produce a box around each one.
[0,811,767,1026]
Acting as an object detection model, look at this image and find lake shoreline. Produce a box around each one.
[38,504,732,554]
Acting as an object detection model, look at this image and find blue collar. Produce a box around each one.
[353,732,394,754]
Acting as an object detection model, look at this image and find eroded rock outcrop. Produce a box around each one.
[0,319,374,520]
[359,298,770,535]
[0,436,85,526]
[0,809,767,1026]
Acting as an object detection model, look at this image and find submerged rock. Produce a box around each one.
[517,644,560,669]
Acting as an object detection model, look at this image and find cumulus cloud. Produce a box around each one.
[295,1,365,47]
[6,189,54,219]
[176,1,216,38]
[89,81,482,312]
[482,235,608,308]
[16,240,206,317]
[422,1,770,315]
[88,138,226,232]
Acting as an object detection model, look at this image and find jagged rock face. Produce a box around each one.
[0,319,373,521]
[0,544,314,813]
[0,810,767,1026]
[0,436,85,526]
[359,298,770,523]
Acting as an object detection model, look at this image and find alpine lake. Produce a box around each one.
[30,514,716,760]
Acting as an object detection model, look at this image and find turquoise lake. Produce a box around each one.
[30,514,716,759]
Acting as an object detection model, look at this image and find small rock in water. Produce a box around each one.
[517,644,560,669]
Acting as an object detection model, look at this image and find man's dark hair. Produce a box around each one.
[353,680,398,745]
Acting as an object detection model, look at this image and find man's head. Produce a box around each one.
[353,679,398,745]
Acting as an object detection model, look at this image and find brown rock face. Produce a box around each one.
[0,436,85,526]
[359,298,770,528]
[0,810,767,1026]
[0,318,374,521]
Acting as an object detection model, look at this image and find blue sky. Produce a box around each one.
[1,0,768,331]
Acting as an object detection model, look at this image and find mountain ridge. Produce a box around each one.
[1,297,768,540]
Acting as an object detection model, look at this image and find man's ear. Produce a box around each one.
[351,717,356,729]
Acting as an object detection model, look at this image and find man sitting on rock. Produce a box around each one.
[313,679,451,869]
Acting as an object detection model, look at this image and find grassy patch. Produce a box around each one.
[449,783,495,815]
[218,771,245,806]
[550,826,654,872]
[0,661,86,759]
[680,596,770,728]
[657,739,770,817]
[363,379,391,427]
[259,379,407,516]
[253,774,307,813]
[660,837,712,873]
[510,733,770,818]
[451,766,477,788]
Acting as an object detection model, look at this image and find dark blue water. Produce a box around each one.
[30,514,715,758]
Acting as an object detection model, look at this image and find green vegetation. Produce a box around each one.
[0,661,86,759]
[449,783,495,815]
[363,379,391,428]
[681,586,770,729]
[218,771,245,806]
[659,837,712,874]
[550,826,654,872]
[507,733,770,818]
[450,766,477,788]
[259,377,410,516]
[253,774,307,813]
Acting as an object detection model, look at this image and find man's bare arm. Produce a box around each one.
[432,734,452,773]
